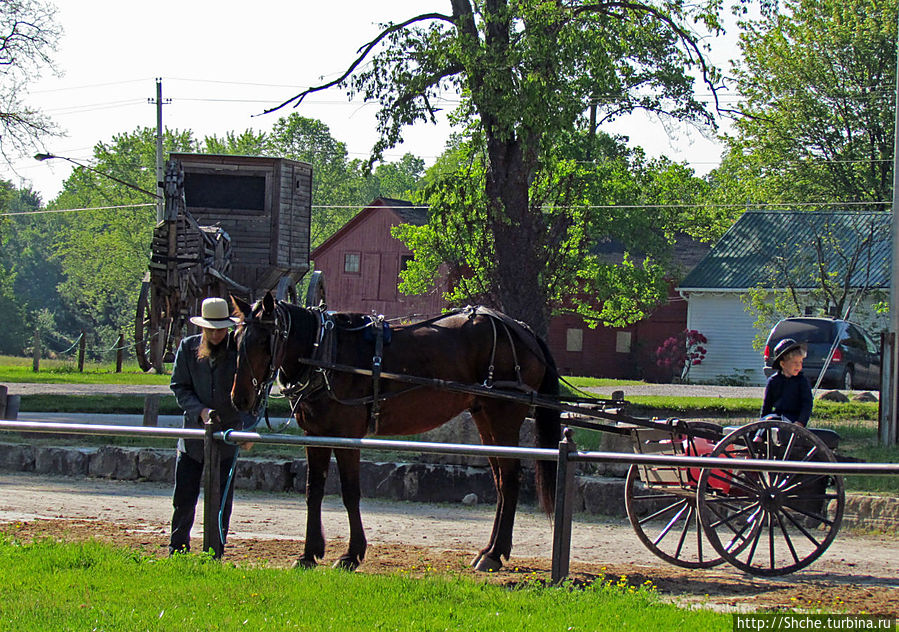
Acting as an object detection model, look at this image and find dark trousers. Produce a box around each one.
[169,450,237,553]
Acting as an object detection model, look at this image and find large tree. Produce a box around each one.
[396,131,712,326]
[268,0,731,334]
[715,0,897,208]
[0,0,61,163]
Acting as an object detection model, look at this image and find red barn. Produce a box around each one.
[310,198,447,318]
[312,199,706,380]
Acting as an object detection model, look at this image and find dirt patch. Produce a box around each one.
[3,518,896,615]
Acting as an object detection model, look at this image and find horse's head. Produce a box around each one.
[230,292,284,413]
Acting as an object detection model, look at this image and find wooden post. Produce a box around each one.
[4,395,19,420]
[551,427,577,584]
[115,333,124,373]
[0,384,7,420]
[202,412,224,559]
[77,331,86,372]
[879,332,897,445]
[32,329,40,372]
[142,395,160,427]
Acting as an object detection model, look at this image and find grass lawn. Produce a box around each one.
[0,536,732,631]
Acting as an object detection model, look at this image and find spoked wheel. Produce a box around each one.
[696,420,845,576]
[134,281,159,372]
[624,421,728,568]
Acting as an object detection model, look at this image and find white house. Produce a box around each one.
[676,210,890,385]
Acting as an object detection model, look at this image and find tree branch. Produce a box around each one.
[261,12,454,115]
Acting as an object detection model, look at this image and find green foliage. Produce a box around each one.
[716,0,897,208]
[0,537,729,631]
[395,132,711,328]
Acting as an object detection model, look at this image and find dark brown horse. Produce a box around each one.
[230,292,560,571]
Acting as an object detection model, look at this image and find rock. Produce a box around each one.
[817,390,849,402]
[462,493,478,506]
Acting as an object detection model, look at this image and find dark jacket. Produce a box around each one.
[760,370,813,425]
[170,333,255,461]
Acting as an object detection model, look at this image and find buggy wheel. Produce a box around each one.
[305,270,326,308]
[696,420,844,576]
[624,421,728,569]
[134,281,156,372]
[625,464,725,568]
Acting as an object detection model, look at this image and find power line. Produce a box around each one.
[0,203,153,217]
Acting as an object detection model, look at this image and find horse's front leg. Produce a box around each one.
[333,447,366,570]
[296,446,331,569]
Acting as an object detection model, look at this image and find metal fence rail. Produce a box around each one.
[1,420,898,582]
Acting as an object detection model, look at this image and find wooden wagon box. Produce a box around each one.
[168,153,312,297]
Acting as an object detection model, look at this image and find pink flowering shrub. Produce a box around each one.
[656,329,708,382]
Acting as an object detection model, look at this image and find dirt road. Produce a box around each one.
[1,471,896,615]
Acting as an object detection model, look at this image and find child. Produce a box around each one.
[761,338,813,426]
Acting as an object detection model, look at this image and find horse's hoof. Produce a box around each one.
[291,557,317,570]
[333,556,360,571]
[472,553,503,572]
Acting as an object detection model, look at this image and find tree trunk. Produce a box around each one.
[484,135,550,338]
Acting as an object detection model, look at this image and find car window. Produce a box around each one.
[844,325,865,350]
[860,328,880,354]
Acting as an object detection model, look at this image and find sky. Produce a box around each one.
[4,0,740,204]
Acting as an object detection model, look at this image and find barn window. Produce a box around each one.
[616,331,632,353]
[566,328,583,352]
[344,252,361,274]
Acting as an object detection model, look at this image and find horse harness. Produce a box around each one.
[267,304,543,435]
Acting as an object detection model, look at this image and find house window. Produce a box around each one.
[344,252,361,274]
[566,328,583,353]
[616,331,632,353]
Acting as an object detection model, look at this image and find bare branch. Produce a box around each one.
[261,12,454,115]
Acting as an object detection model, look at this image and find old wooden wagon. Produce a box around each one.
[135,153,319,372]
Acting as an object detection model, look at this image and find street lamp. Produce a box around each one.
[34,153,161,200]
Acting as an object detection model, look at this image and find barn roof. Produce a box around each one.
[311,197,424,259]
[677,210,891,291]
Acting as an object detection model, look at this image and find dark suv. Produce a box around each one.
[762,317,881,390]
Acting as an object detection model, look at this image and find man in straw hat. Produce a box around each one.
[761,337,813,426]
[168,297,254,555]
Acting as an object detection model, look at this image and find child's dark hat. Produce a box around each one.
[771,338,805,369]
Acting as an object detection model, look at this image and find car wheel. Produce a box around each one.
[841,367,854,391]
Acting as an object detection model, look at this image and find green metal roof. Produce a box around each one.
[677,210,891,291]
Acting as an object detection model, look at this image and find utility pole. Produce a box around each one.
[148,78,169,223]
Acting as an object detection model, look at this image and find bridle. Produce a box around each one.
[236,300,292,422]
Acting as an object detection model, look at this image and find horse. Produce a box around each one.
[230,292,561,572]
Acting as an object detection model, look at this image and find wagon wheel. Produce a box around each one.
[624,421,729,569]
[696,420,845,576]
[305,270,326,308]
[134,281,163,373]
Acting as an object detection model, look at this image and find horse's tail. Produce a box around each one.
[533,334,561,515]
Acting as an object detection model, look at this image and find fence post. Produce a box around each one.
[551,427,577,584]
[143,395,160,427]
[77,331,86,372]
[202,412,224,559]
[879,332,897,446]
[32,329,40,372]
[0,384,6,420]
[116,333,124,373]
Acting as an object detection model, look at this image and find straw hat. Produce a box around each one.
[189,297,239,329]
